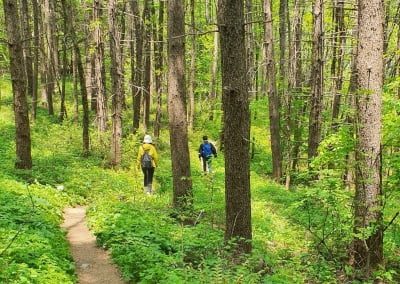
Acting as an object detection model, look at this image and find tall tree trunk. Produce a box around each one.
[93,0,107,137]
[142,0,152,132]
[351,0,384,278]
[188,0,196,131]
[132,0,143,133]
[208,29,219,121]
[43,0,56,115]
[21,0,34,100]
[289,0,305,175]
[61,0,90,155]
[3,0,32,170]
[218,0,252,256]
[167,0,193,209]
[153,0,165,138]
[308,0,324,167]
[331,0,346,130]
[31,0,40,120]
[108,0,124,167]
[263,0,282,182]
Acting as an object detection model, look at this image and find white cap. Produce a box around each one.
[143,135,152,144]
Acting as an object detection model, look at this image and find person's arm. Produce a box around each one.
[198,144,203,158]
[211,143,217,157]
[136,146,143,169]
[151,145,159,167]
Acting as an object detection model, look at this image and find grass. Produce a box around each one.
[0,89,399,283]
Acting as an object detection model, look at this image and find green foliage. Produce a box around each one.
[0,178,76,283]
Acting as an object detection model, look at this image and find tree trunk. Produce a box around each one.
[188,0,196,131]
[308,0,324,167]
[289,0,305,175]
[31,0,40,121]
[131,0,143,133]
[351,0,384,278]
[153,0,165,138]
[263,0,282,183]
[93,0,108,136]
[3,0,32,170]
[43,0,56,115]
[142,0,152,132]
[218,0,252,256]
[108,0,124,167]
[331,0,346,130]
[21,0,34,100]
[167,0,193,209]
[61,0,90,155]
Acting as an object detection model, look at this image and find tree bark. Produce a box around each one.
[93,0,108,136]
[188,0,196,131]
[167,0,193,209]
[3,0,32,170]
[153,0,165,138]
[263,0,282,183]
[308,0,324,168]
[108,0,125,167]
[131,0,143,133]
[218,0,252,256]
[351,0,384,278]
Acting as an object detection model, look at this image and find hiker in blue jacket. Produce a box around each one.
[198,135,217,173]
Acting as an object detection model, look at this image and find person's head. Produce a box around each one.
[143,135,153,144]
[202,135,208,141]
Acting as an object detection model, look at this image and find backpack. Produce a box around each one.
[141,147,153,168]
[202,142,213,157]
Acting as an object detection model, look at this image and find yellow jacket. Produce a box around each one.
[136,143,158,169]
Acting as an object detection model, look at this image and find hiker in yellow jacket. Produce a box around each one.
[136,135,158,195]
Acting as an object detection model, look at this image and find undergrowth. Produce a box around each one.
[1,89,399,283]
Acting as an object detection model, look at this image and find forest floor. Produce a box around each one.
[61,207,127,284]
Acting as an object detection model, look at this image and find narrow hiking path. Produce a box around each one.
[61,207,127,284]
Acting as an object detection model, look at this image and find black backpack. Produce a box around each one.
[141,147,153,168]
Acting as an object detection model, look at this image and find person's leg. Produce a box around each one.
[142,167,149,193]
[147,167,155,193]
[207,157,212,173]
[202,157,207,172]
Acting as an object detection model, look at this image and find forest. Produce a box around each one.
[0,0,399,283]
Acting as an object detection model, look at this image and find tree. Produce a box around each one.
[263,0,282,183]
[108,0,125,167]
[308,0,324,167]
[3,0,32,170]
[351,0,384,278]
[167,0,193,209]
[92,0,108,137]
[217,0,252,256]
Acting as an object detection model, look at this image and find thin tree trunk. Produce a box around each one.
[142,0,151,132]
[263,0,282,182]
[21,0,34,100]
[308,0,324,168]
[188,0,196,131]
[153,0,165,138]
[3,0,32,170]
[132,0,143,133]
[61,0,90,155]
[31,0,40,120]
[93,0,107,136]
[331,0,346,130]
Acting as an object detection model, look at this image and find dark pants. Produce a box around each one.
[201,156,212,172]
[142,167,155,186]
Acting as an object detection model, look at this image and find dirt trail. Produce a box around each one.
[61,207,127,284]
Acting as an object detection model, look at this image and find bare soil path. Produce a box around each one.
[61,207,127,284]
